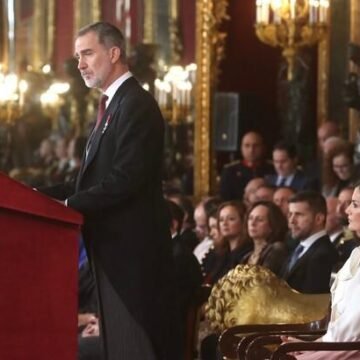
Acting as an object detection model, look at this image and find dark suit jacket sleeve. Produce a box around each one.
[67,93,163,215]
[38,181,76,201]
[300,250,335,293]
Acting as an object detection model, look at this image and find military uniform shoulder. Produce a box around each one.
[339,228,356,244]
[224,160,242,169]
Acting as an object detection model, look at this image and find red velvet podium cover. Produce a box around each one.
[0,173,83,360]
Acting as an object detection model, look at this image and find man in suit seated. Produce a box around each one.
[220,131,274,201]
[281,191,338,294]
[166,200,203,359]
[266,141,318,192]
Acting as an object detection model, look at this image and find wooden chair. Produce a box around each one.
[234,316,360,360]
[184,284,212,360]
[244,330,325,360]
[217,318,328,360]
[270,339,360,360]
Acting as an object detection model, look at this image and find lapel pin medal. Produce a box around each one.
[102,114,112,134]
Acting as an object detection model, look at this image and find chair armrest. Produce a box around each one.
[241,331,324,360]
[271,341,360,360]
[218,324,326,359]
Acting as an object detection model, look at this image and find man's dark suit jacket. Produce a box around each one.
[281,235,338,294]
[40,77,173,358]
[220,160,274,201]
[265,169,319,192]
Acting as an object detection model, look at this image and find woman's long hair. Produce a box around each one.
[244,200,288,244]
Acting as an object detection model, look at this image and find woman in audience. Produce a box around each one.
[284,184,360,359]
[240,200,288,276]
[322,143,359,197]
[202,201,252,285]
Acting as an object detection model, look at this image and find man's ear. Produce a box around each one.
[170,219,179,235]
[109,47,121,63]
[315,212,326,227]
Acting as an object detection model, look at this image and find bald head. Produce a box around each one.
[318,122,340,152]
[322,136,347,156]
[241,131,265,164]
[244,177,266,207]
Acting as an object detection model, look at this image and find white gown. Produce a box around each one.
[296,246,360,360]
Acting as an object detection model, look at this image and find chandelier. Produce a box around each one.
[0,65,70,124]
[154,64,196,124]
[255,0,330,80]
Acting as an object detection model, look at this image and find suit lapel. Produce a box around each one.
[286,236,327,277]
[76,77,138,188]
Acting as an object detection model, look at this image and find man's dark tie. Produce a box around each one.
[286,244,304,272]
[278,176,287,187]
[85,94,108,159]
[95,94,108,131]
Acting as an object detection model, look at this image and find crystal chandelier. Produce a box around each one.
[255,0,330,80]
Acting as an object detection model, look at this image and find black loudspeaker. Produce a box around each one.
[212,92,262,152]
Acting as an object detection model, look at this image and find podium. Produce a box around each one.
[0,173,83,360]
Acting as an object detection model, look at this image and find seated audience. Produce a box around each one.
[240,201,288,276]
[253,184,276,202]
[220,131,274,201]
[332,188,360,271]
[193,197,222,263]
[202,201,252,285]
[266,141,318,191]
[284,184,360,359]
[304,121,340,183]
[166,200,203,358]
[322,142,359,197]
[64,135,87,182]
[243,177,266,209]
[273,186,296,217]
[281,191,338,293]
[168,193,199,252]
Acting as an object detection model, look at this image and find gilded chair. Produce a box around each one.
[204,265,330,360]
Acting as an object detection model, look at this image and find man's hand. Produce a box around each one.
[78,313,97,327]
[81,317,100,338]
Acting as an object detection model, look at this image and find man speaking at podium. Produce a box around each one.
[40,22,173,360]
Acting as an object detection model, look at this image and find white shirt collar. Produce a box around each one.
[103,71,133,107]
[298,229,327,258]
[329,230,343,243]
[277,172,295,186]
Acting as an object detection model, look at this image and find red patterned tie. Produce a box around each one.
[95,94,108,130]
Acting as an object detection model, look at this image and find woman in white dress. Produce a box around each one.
[293,184,360,360]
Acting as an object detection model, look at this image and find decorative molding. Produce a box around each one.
[32,0,55,69]
[143,0,155,43]
[169,0,182,64]
[317,34,330,128]
[74,0,101,33]
[194,0,229,198]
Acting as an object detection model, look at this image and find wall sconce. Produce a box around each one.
[255,0,330,80]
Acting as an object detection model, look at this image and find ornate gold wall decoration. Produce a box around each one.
[169,0,182,64]
[194,0,229,198]
[0,1,9,70]
[349,0,360,142]
[33,0,55,69]
[74,0,101,32]
[317,35,330,128]
[143,0,156,43]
